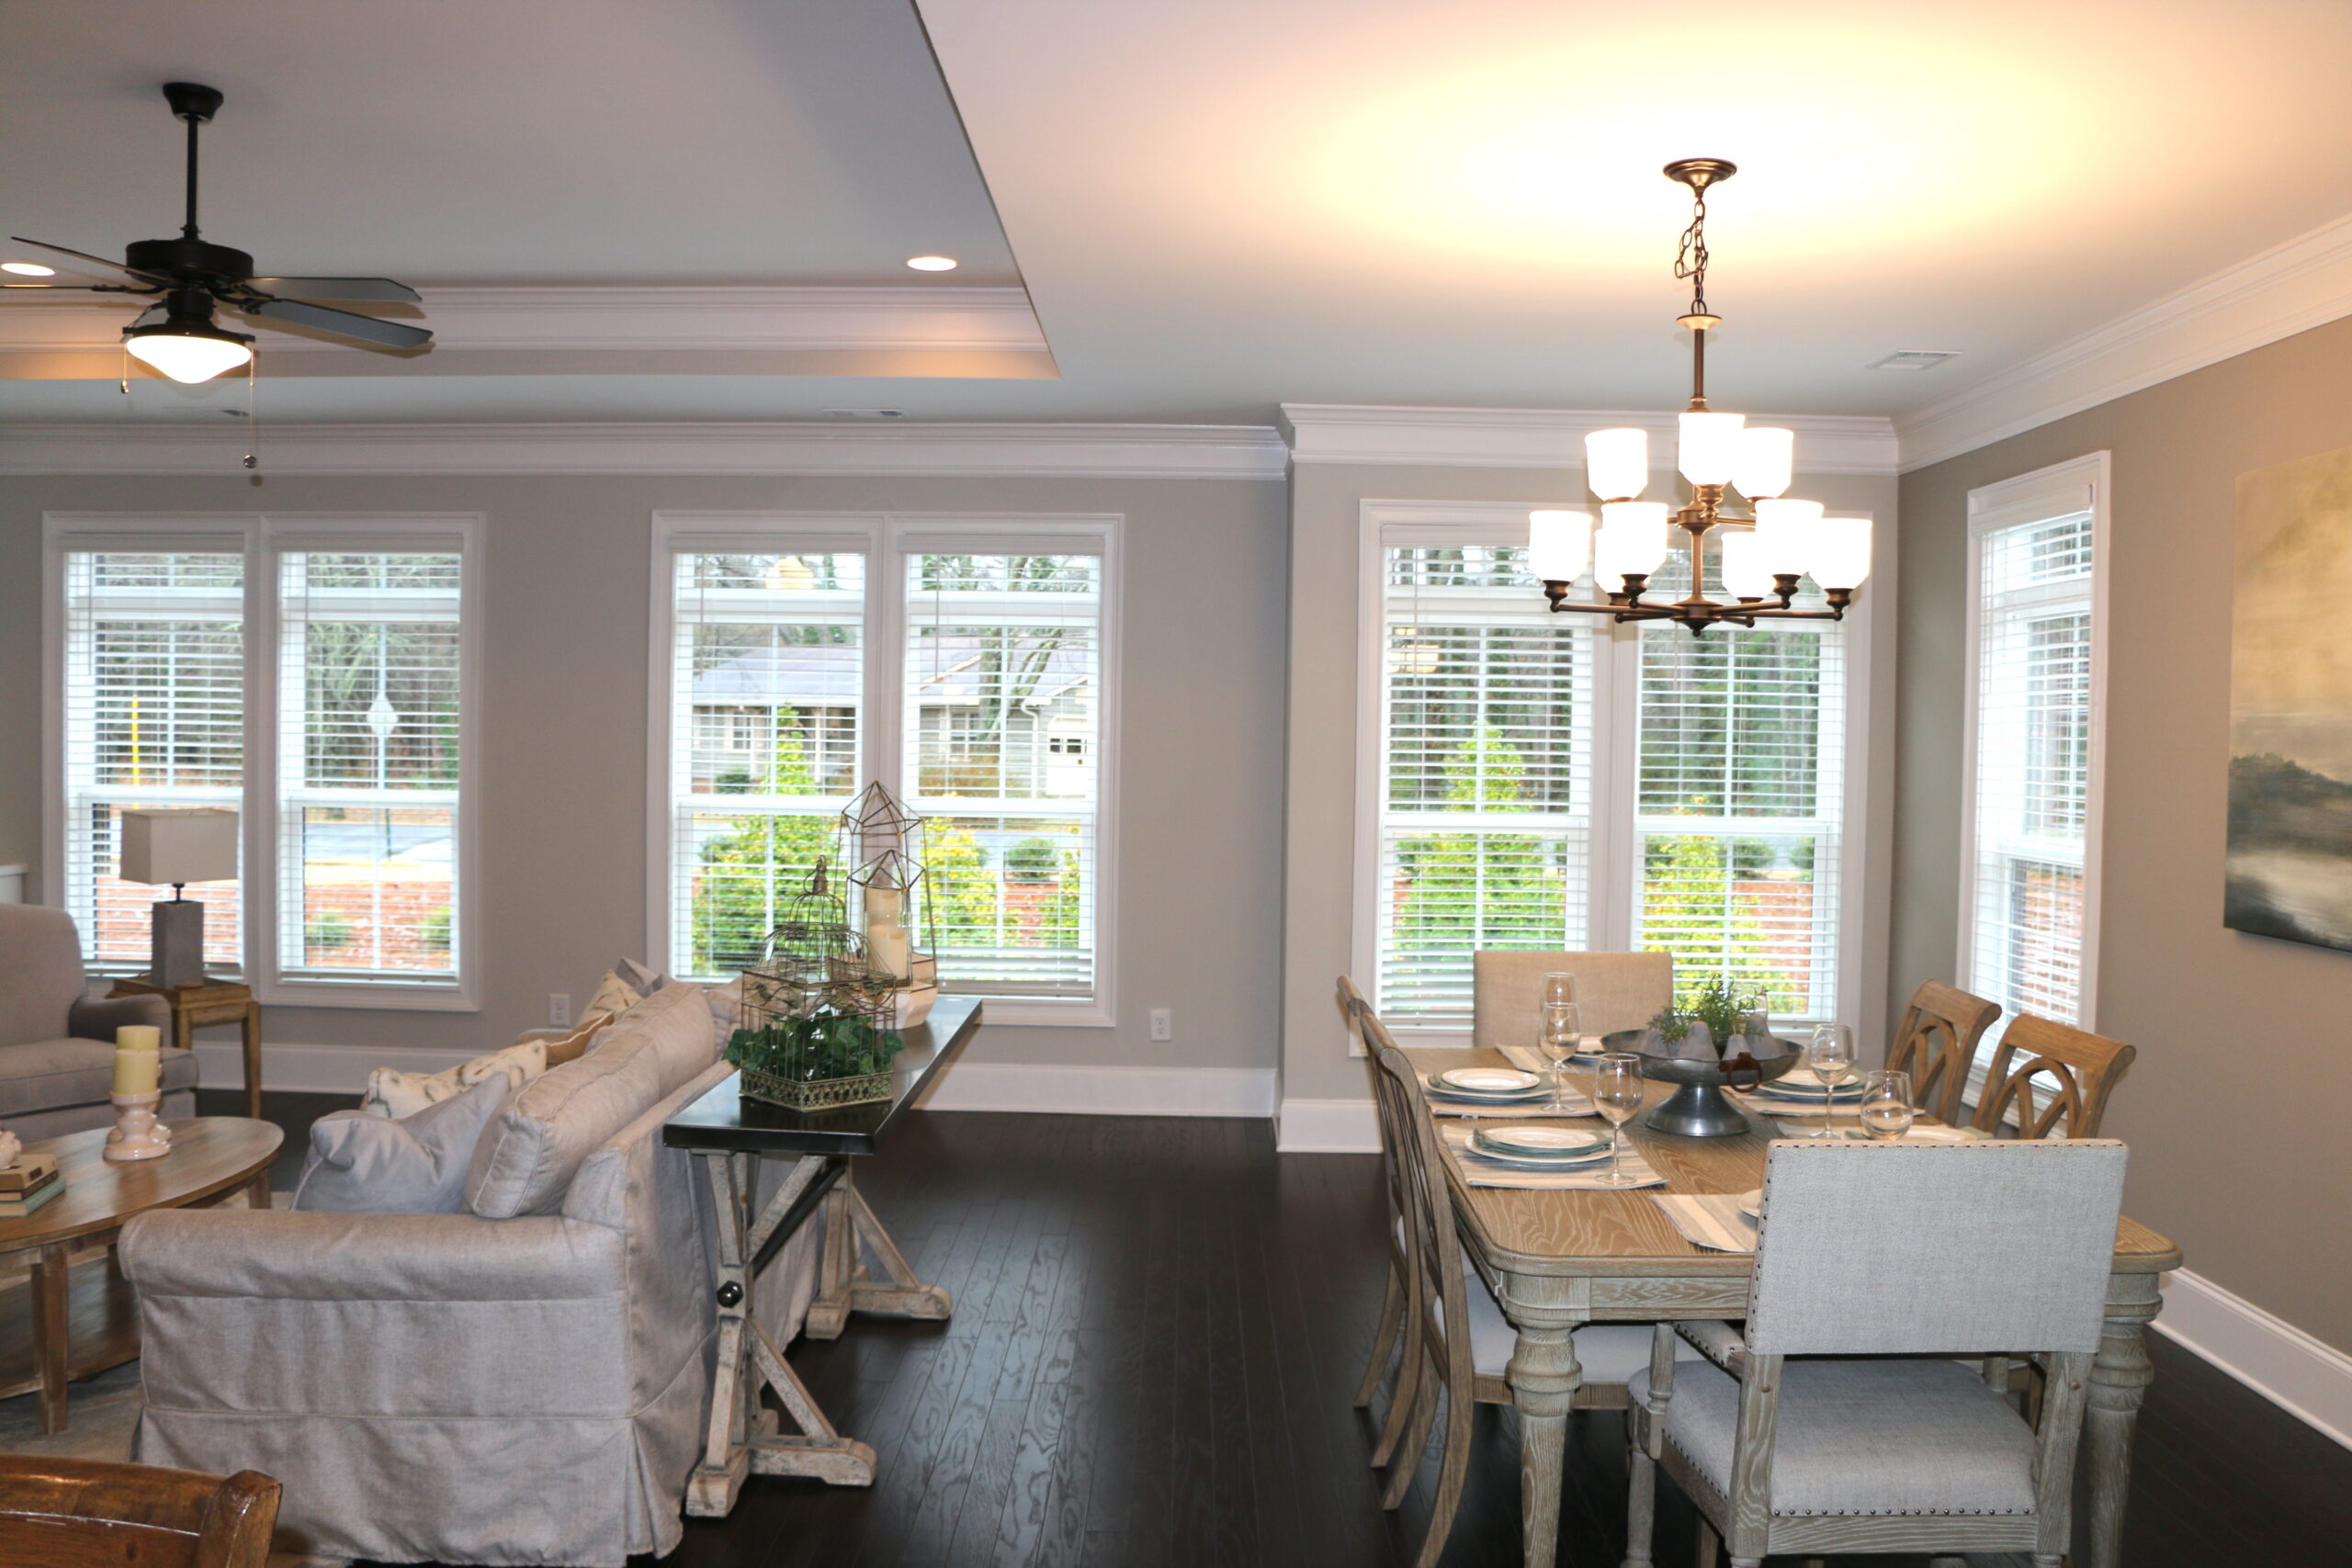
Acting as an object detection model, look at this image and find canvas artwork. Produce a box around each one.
[2227,445,2352,951]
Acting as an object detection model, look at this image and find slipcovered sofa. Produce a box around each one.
[0,905,191,1139]
[120,980,819,1566]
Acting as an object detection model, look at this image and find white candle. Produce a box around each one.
[114,1025,162,1095]
[865,886,910,982]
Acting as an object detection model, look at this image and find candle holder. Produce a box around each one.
[104,1091,173,1162]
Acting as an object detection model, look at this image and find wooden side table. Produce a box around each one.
[107,978,263,1118]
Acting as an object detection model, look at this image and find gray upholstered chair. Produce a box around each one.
[1353,992,1684,1568]
[1623,1138,2128,1567]
[1471,949,1672,1045]
[0,905,189,1139]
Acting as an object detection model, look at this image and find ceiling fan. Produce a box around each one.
[5,81,432,383]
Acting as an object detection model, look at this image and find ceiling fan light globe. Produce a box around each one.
[124,321,254,384]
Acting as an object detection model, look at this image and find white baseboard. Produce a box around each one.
[920,1062,1274,1117]
[1275,1097,1380,1153]
[194,1040,471,1095]
[2153,1268,2352,1450]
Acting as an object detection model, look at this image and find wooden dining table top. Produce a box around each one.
[1405,1046,2182,1280]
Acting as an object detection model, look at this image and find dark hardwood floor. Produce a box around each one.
[642,1111,2351,1568]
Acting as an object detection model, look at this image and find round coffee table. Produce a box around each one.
[0,1117,282,1434]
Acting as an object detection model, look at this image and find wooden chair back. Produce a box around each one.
[1356,1003,1476,1411]
[1471,950,1673,1045]
[0,1455,279,1568]
[1973,1014,2137,1139]
[1340,976,1415,1269]
[1886,980,2002,1125]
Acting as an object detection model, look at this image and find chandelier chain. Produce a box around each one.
[1673,185,1710,315]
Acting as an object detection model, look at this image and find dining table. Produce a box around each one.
[1404,1045,2182,1568]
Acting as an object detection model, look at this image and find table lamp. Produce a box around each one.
[118,807,238,987]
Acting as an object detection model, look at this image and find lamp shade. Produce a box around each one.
[1810,516,1874,590]
[1594,501,1671,591]
[1676,412,1747,486]
[1730,426,1794,500]
[1528,509,1593,583]
[1584,427,1649,501]
[1718,529,1777,600]
[119,807,239,886]
[123,321,254,385]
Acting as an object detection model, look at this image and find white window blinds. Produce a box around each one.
[668,552,866,978]
[904,552,1102,998]
[276,551,464,982]
[61,550,246,970]
[1375,544,1595,1023]
[1968,510,2096,1024]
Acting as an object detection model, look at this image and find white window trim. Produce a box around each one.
[647,511,1121,1028]
[1956,452,2111,1040]
[42,512,484,1011]
[1349,497,1878,1051]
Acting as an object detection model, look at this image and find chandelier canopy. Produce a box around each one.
[1532,159,1870,635]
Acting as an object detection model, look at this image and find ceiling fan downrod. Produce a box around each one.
[163,83,222,241]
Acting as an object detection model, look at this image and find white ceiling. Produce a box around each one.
[7,0,2352,432]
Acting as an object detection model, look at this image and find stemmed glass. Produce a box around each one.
[1859,1068,1915,1139]
[1543,972,1577,1010]
[1805,1023,1856,1135]
[1539,1002,1581,1111]
[1590,1052,1645,1186]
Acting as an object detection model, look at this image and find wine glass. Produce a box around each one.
[1590,1052,1645,1186]
[1859,1068,1915,1139]
[1805,1023,1856,1135]
[1539,1002,1581,1111]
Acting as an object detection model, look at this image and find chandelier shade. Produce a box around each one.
[1528,510,1594,584]
[1584,427,1650,501]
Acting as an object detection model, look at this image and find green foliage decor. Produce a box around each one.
[725,1010,905,1085]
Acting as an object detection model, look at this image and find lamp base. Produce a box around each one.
[150,897,208,988]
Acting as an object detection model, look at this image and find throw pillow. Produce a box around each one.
[362,1039,548,1120]
[581,969,644,1020]
[294,1073,513,1214]
[702,975,743,1051]
[613,956,672,995]
[537,1009,615,1068]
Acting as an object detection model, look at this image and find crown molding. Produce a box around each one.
[1896,210,2352,471]
[1279,402,1898,476]
[0,284,1047,355]
[0,420,1289,479]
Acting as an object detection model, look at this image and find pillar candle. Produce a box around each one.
[865,886,910,983]
[114,1025,162,1095]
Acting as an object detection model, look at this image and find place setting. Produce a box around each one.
[1439,1046,1664,1189]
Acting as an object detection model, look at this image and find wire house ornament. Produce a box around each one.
[729,859,905,1110]
[837,781,929,970]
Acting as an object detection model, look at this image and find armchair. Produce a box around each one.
[0,906,191,1138]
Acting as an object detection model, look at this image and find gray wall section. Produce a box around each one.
[1895,310,2352,1352]
[0,471,1288,1075]
[1281,462,1899,1109]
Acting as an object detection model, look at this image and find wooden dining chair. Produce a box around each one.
[1623,1139,2128,1568]
[1885,980,2002,1126]
[1472,949,1674,1046]
[1973,1014,2137,1139]
[1354,996,1679,1568]
[0,1455,280,1567]
[1340,975,1422,1462]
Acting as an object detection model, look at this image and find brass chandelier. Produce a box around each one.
[1531,159,1871,635]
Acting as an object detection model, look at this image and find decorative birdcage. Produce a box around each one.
[728,860,905,1111]
[837,783,939,1026]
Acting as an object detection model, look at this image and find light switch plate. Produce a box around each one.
[549,992,572,1027]
[1148,1008,1172,1041]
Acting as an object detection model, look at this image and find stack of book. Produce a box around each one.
[0,1152,63,1218]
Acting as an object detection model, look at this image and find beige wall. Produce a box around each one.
[1282,461,1900,1110]
[0,469,1288,1077]
[1895,310,2352,1350]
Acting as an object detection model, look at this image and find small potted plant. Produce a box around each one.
[1641,978,1769,1061]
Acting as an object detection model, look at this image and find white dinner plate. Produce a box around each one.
[1432,1067,1544,1100]
[1466,1143,1613,1170]
[1474,1125,1612,1160]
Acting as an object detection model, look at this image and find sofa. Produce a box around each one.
[0,905,190,1139]
[120,980,820,1566]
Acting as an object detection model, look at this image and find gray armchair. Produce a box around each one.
[0,905,193,1139]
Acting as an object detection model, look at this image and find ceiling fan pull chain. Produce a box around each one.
[243,350,261,471]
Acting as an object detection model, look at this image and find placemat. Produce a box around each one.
[1651,1192,1758,1253]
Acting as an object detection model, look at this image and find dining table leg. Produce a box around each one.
[2082,1272,2162,1568]
[1499,1271,1589,1568]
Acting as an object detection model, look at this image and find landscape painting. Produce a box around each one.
[2228,445,2352,951]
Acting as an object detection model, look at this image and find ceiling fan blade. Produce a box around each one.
[130,304,168,330]
[247,276,422,303]
[8,236,165,283]
[0,281,142,291]
[243,296,432,349]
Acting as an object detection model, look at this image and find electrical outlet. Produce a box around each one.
[1149,1008,1172,1042]
[549,992,572,1027]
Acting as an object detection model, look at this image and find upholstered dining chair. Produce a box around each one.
[1353,992,1683,1568]
[1884,980,2002,1126]
[1623,1139,2128,1568]
[1472,949,1673,1047]
[1972,1013,2137,1139]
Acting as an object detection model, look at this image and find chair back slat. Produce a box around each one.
[1973,1015,2136,1139]
[1340,977,1415,1266]
[1472,951,1672,1045]
[1885,981,2001,1126]
[1355,998,1476,1399]
[1744,1140,2126,1357]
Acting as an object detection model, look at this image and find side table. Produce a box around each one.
[107,978,263,1118]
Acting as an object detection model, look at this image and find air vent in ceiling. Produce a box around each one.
[825,408,908,419]
[1868,350,1962,371]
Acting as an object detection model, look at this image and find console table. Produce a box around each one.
[107,978,263,1119]
[662,997,981,1515]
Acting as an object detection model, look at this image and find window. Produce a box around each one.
[658,516,1115,1022]
[1359,505,1859,1034]
[47,516,480,1007]
[1962,456,2108,1030]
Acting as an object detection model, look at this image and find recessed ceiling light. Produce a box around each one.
[905,255,957,272]
[2,261,57,276]
[1868,349,1962,371]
